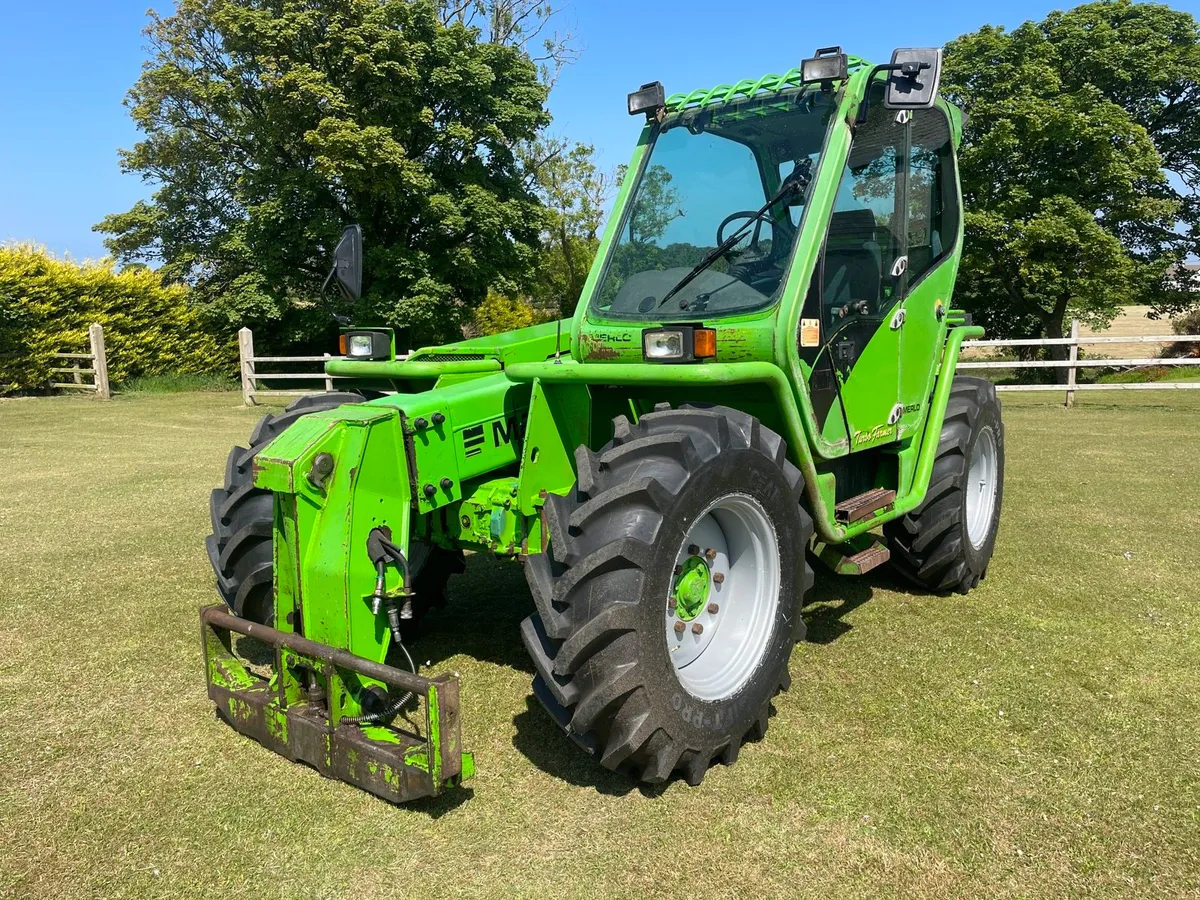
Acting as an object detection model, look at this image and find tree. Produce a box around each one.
[624,164,683,244]
[523,137,611,317]
[96,0,551,349]
[942,1,1200,361]
[439,0,579,88]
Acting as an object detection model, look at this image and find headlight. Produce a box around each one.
[644,329,686,360]
[339,330,391,360]
[642,326,716,363]
[348,334,375,357]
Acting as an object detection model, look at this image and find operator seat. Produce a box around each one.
[821,209,882,317]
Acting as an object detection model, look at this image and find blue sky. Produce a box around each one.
[2,0,1198,260]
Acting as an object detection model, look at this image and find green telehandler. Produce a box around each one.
[202,47,1004,803]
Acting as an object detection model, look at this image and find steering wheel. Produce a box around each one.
[716,211,767,258]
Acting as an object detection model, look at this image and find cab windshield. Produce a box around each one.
[591,88,838,320]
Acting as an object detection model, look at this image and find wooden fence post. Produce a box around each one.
[89,323,110,400]
[239,327,256,406]
[323,352,334,392]
[1064,318,1080,408]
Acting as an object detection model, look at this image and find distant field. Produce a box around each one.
[1080,305,1172,359]
[2,391,1199,899]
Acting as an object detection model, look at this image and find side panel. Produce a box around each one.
[255,406,410,664]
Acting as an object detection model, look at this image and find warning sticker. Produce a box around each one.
[800,318,820,348]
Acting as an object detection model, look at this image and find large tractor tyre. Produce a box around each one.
[206,392,464,629]
[884,376,1004,594]
[520,405,814,786]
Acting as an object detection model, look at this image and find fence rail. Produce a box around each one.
[50,323,110,399]
[238,327,411,405]
[234,320,1198,408]
[959,319,1199,406]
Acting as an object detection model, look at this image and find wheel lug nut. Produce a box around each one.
[713,572,725,584]
[687,544,699,556]
[691,622,704,635]
[673,565,682,576]
[674,620,686,634]
[707,603,719,615]
[704,548,717,561]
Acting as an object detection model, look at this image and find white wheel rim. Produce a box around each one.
[664,493,780,702]
[965,427,999,549]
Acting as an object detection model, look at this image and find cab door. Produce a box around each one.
[895,105,962,442]
[803,85,908,451]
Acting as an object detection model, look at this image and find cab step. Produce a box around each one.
[834,487,897,524]
[844,543,890,574]
[812,535,891,576]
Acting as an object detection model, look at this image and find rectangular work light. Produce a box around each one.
[642,326,716,363]
[628,81,666,120]
[801,47,848,85]
[340,330,391,360]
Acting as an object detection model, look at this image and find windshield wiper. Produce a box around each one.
[658,160,812,309]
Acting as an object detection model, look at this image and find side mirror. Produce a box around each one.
[883,48,942,110]
[329,225,362,302]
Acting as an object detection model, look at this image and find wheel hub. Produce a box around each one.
[672,556,711,621]
[664,493,781,702]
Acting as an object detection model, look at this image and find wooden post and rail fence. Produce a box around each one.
[34,320,1196,407]
[957,319,1200,407]
[237,320,1200,408]
[238,327,410,405]
[48,322,110,399]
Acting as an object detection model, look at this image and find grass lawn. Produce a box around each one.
[2,389,1198,899]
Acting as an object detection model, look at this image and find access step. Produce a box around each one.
[834,487,897,525]
[812,535,892,576]
[844,544,890,574]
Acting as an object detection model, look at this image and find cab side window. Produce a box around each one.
[819,87,904,325]
[905,108,959,285]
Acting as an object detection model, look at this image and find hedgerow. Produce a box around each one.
[0,244,233,391]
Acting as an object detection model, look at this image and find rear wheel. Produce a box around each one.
[206,392,463,628]
[885,376,1004,593]
[520,405,813,785]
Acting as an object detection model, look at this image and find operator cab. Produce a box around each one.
[594,88,837,319]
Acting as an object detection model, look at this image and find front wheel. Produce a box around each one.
[885,376,1004,593]
[520,405,813,785]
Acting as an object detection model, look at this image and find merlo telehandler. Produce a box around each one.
[202,47,1004,803]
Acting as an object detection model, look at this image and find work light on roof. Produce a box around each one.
[628,81,666,120]
[800,47,848,85]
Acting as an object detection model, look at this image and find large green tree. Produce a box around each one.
[97,0,551,348]
[523,137,611,317]
[942,0,1200,353]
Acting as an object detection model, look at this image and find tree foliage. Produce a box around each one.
[439,0,579,87]
[470,288,552,335]
[942,0,1200,349]
[96,0,552,350]
[0,245,231,392]
[623,164,683,244]
[523,137,611,317]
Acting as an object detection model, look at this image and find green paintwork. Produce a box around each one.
[664,58,869,112]
[208,54,989,801]
[673,556,711,621]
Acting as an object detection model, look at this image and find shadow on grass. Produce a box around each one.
[800,563,915,643]
[414,553,536,674]
[408,550,915,792]
[511,695,670,798]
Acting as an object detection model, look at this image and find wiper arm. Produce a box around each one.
[658,160,812,309]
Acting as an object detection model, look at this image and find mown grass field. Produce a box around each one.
[2,390,1199,899]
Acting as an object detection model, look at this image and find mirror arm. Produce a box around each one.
[854,62,930,125]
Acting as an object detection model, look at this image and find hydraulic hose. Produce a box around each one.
[342,528,421,725]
